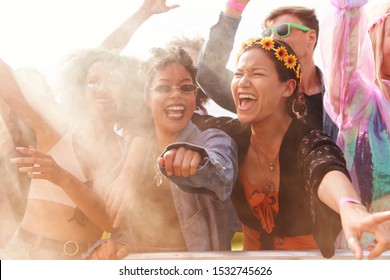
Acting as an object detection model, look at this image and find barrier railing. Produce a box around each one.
[124,250,390,260]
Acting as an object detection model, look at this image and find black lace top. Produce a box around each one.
[192,114,349,258]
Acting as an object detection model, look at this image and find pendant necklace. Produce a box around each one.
[252,137,280,172]
[251,136,280,192]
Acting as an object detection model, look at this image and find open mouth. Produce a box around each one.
[238,93,257,110]
[165,105,185,120]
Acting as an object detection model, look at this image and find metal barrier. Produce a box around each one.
[124,250,390,260]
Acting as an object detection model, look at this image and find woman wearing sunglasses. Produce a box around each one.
[197,1,338,142]
[89,46,239,258]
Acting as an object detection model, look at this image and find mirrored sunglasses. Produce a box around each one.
[262,22,311,38]
[151,83,199,94]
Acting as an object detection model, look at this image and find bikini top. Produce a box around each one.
[28,122,128,209]
[28,124,87,208]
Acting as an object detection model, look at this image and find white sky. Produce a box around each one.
[0,0,387,116]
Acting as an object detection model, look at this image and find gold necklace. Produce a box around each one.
[251,137,280,193]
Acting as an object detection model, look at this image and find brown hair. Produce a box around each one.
[58,48,144,122]
[263,6,319,49]
[166,36,209,108]
[142,46,198,102]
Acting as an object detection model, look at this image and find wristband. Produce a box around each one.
[227,0,246,11]
[338,197,363,209]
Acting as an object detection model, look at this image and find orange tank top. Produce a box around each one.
[239,168,278,234]
[239,169,318,250]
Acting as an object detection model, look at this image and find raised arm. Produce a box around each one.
[0,58,66,150]
[196,1,250,113]
[0,59,45,130]
[99,0,179,51]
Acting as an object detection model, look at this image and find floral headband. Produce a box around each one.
[237,37,302,84]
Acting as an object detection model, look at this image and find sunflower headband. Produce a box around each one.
[237,37,302,84]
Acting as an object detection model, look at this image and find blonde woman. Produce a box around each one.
[369,1,390,101]
[320,0,390,248]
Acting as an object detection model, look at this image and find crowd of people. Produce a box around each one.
[0,0,389,260]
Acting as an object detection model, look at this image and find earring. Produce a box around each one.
[292,92,307,123]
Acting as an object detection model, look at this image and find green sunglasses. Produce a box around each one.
[262,22,311,38]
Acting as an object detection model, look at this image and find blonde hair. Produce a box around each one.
[368,2,390,101]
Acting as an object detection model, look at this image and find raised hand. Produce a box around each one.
[10,146,71,186]
[140,0,180,15]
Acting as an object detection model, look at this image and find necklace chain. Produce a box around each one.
[252,137,280,172]
[251,137,280,193]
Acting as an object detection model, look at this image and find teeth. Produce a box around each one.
[168,112,182,118]
[166,105,184,111]
[238,94,256,100]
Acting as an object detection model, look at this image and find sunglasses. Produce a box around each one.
[151,83,199,94]
[262,22,311,38]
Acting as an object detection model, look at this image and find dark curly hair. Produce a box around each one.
[57,48,143,120]
[142,46,198,102]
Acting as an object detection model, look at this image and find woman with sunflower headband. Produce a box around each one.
[193,36,390,259]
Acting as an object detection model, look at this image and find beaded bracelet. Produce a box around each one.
[227,0,246,11]
[338,197,363,209]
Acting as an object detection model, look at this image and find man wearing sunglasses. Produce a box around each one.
[196,0,338,142]
[261,22,311,38]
